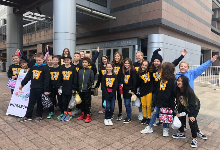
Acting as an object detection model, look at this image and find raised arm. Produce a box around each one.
[172,49,187,67]
[92,46,100,63]
[190,55,218,79]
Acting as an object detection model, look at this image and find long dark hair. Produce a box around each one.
[62,48,70,56]
[176,75,194,100]
[98,56,109,71]
[161,62,175,82]
[138,60,149,76]
[122,58,133,75]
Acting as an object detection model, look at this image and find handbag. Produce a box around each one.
[68,95,77,109]
[7,78,16,89]
[41,94,53,109]
[75,92,82,104]
[119,84,123,94]
[171,116,182,129]
[159,107,173,124]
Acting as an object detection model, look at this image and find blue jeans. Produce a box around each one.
[124,99,132,119]
[148,106,168,128]
[105,96,115,119]
[102,93,106,109]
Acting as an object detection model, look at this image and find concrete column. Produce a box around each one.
[37,44,43,53]
[6,7,23,69]
[53,0,76,55]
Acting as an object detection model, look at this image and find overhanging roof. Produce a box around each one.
[0,0,52,14]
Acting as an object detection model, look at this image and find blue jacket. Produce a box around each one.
[175,60,213,90]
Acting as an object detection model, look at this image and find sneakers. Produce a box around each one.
[153,118,161,126]
[138,112,143,120]
[57,113,64,120]
[108,119,113,126]
[77,112,85,120]
[116,113,123,121]
[190,139,197,148]
[123,118,131,124]
[140,126,153,134]
[172,133,186,139]
[47,112,53,119]
[98,108,105,114]
[34,117,42,122]
[19,117,31,122]
[141,118,147,124]
[163,128,169,137]
[104,119,109,125]
[111,113,114,119]
[60,113,67,121]
[85,114,92,123]
[64,114,72,122]
[198,130,207,140]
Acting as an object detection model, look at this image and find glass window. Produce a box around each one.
[122,48,129,59]
[106,49,111,61]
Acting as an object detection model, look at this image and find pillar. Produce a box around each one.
[6,7,23,69]
[53,0,76,55]
[37,44,43,53]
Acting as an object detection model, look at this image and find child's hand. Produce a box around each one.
[182,49,187,56]
[189,117,195,122]
[211,55,218,62]
[19,85,22,91]
[97,46,99,52]
[44,92,50,95]
[72,90,75,94]
[12,75,17,79]
[176,113,180,117]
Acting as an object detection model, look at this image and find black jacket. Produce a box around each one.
[50,66,60,86]
[57,65,76,95]
[153,78,175,110]
[74,67,94,92]
[122,69,137,99]
[95,66,106,88]
[21,64,50,92]
[7,64,21,79]
[101,74,118,100]
[137,71,153,97]
[113,62,123,84]
[89,62,97,77]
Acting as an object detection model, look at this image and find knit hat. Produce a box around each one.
[62,54,72,59]
[151,48,163,63]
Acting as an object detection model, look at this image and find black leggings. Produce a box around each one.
[116,87,122,114]
[62,94,72,112]
[179,116,198,138]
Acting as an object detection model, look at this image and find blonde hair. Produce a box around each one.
[136,51,144,57]
[179,62,189,69]
[46,55,52,61]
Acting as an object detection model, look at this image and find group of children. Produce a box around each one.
[7,47,218,148]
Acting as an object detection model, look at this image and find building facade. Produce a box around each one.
[0,0,220,68]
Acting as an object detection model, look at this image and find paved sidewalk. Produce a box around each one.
[0,72,220,150]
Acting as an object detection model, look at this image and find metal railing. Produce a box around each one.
[176,65,220,86]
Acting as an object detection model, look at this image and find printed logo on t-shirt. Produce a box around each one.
[153,72,161,81]
[76,67,80,73]
[179,96,187,106]
[62,71,72,80]
[101,70,106,75]
[140,72,150,83]
[135,67,139,73]
[114,67,120,75]
[106,78,115,87]
[124,75,130,84]
[160,80,168,91]
[12,68,21,75]
[50,72,59,80]
[32,70,42,80]
[89,66,92,69]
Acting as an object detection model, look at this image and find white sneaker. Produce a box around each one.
[104,119,109,126]
[108,119,113,126]
[138,112,143,120]
[163,128,169,137]
[140,126,153,134]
